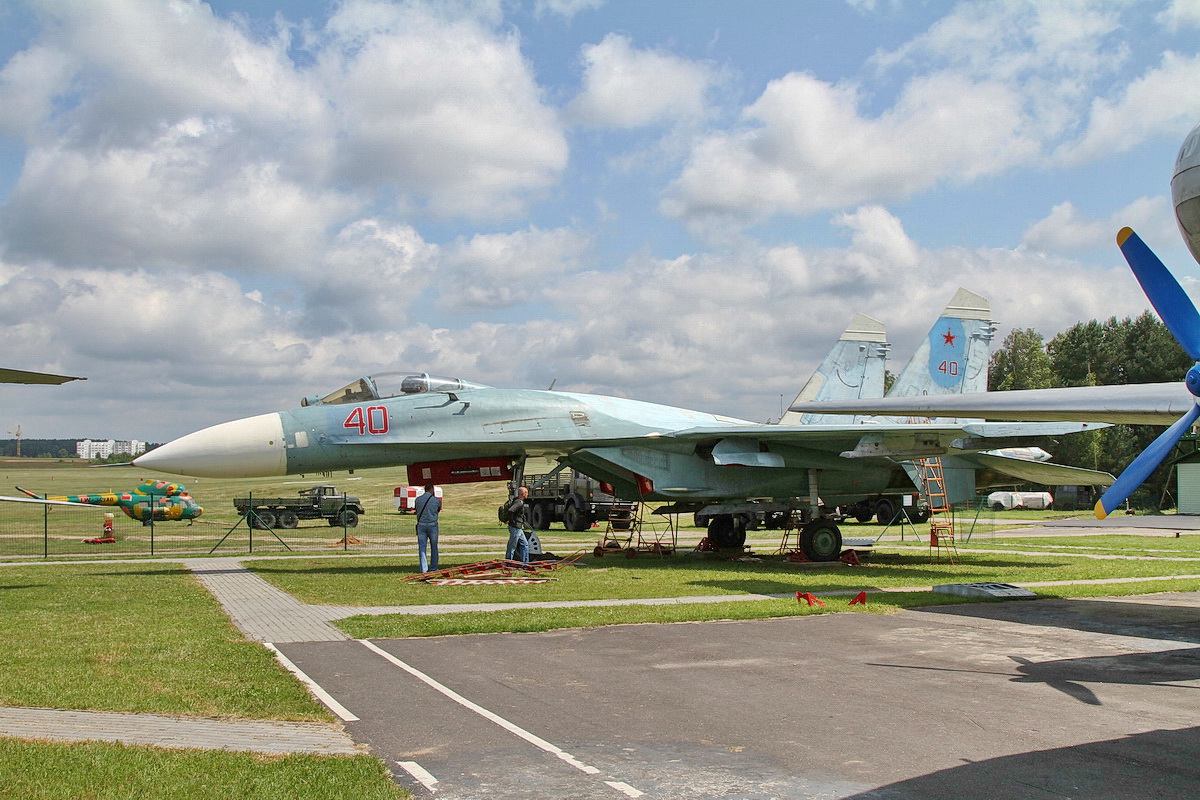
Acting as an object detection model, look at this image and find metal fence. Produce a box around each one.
[0,493,416,560]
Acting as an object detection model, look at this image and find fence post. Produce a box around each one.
[43,498,48,559]
[343,491,348,552]
[248,491,254,554]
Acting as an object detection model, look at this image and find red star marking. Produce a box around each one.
[942,330,957,346]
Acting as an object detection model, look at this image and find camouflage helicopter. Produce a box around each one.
[9,479,203,524]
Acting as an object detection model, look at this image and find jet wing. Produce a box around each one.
[788,382,1189,425]
[664,420,1103,464]
[0,368,85,385]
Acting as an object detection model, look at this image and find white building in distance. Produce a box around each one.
[76,439,147,459]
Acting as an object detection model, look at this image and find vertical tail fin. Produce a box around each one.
[781,313,889,425]
[886,288,996,413]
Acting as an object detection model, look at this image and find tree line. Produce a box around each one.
[989,310,1192,509]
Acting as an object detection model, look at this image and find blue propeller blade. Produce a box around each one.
[1117,227,1200,361]
[1095,402,1200,519]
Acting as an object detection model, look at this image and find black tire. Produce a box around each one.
[336,509,359,528]
[854,508,874,523]
[707,514,746,549]
[800,518,842,562]
[563,502,590,532]
[276,510,299,529]
[910,508,930,524]
[874,498,896,525]
[992,502,1005,511]
[529,502,550,530]
[693,513,710,528]
[251,511,276,530]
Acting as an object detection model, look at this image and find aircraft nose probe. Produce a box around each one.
[1094,228,1200,519]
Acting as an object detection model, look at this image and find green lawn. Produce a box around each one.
[0,563,326,720]
[0,740,407,800]
[247,548,1200,609]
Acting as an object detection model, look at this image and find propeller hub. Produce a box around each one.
[1188,364,1200,397]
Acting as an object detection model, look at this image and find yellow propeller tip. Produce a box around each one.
[1093,499,1109,520]
[1116,227,1134,245]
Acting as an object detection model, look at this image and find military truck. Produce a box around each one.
[233,484,365,529]
[524,469,636,532]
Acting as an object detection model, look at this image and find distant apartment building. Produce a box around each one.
[76,439,147,459]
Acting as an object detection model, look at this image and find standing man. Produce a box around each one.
[414,484,441,573]
[504,486,530,563]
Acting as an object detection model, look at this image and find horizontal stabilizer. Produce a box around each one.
[968,453,1114,486]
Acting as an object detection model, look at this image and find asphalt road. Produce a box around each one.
[278,593,1200,799]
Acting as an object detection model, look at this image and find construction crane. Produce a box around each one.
[7,425,21,458]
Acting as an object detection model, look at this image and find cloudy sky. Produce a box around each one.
[2,0,1200,443]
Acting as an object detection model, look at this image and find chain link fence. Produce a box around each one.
[0,493,416,560]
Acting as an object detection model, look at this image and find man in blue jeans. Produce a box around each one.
[414,484,441,573]
[504,486,530,563]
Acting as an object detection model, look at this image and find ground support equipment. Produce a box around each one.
[403,552,585,583]
[593,503,677,558]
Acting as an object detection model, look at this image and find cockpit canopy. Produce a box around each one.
[303,371,491,406]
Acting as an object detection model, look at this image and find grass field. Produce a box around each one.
[0,739,407,800]
[0,562,328,719]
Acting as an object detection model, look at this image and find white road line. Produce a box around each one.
[264,643,360,722]
[359,639,601,776]
[605,781,645,798]
[397,761,439,792]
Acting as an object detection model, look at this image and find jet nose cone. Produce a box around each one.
[134,413,287,478]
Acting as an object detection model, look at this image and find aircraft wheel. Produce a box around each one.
[693,512,710,528]
[800,518,842,562]
[251,511,276,530]
[992,502,1005,511]
[707,514,746,549]
[277,510,299,529]
[874,498,896,525]
[336,509,359,528]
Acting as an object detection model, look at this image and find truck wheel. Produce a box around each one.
[874,498,896,525]
[910,508,930,523]
[529,503,549,531]
[277,510,299,529]
[251,511,276,530]
[707,514,746,549]
[800,518,842,562]
[563,502,590,532]
[336,509,359,528]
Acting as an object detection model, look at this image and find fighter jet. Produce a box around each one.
[134,326,1107,559]
[790,120,1200,520]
